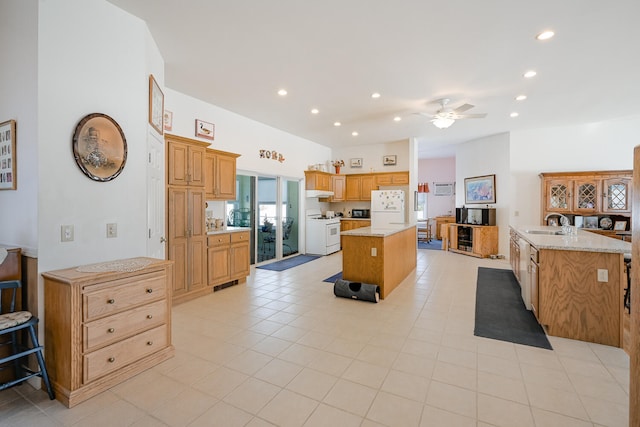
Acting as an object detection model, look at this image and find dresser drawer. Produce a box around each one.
[84,271,166,321]
[231,231,250,243]
[83,300,167,352]
[83,325,168,383]
[208,233,231,246]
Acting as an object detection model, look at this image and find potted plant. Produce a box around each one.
[332,160,345,174]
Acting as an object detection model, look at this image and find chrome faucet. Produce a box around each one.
[544,213,569,226]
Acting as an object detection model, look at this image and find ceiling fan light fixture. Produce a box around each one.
[432,117,455,129]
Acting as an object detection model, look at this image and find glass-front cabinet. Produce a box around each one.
[602,177,632,213]
[574,178,599,213]
[545,179,572,212]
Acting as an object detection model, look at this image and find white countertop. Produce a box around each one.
[513,225,631,254]
[341,223,415,237]
[207,226,251,235]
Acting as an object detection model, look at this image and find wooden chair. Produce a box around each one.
[0,280,54,399]
[417,219,432,243]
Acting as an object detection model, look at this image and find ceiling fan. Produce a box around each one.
[418,98,487,129]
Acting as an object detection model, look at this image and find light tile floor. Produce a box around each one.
[0,249,630,426]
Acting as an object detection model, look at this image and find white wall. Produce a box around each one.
[418,157,456,217]
[331,139,410,175]
[0,0,38,254]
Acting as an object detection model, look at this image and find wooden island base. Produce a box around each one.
[341,225,417,299]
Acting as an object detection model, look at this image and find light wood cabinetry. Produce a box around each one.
[435,216,455,240]
[166,135,209,304]
[207,231,250,289]
[205,149,239,200]
[346,174,376,201]
[340,219,371,248]
[448,224,499,258]
[375,172,409,186]
[305,171,331,191]
[330,175,346,201]
[529,246,539,320]
[42,258,174,408]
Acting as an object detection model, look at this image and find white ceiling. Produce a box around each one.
[108,0,640,158]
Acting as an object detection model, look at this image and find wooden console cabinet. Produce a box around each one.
[207,230,250,289]
[448,224,499,258]
[42,258,174,407]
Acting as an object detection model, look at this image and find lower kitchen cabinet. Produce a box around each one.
[42,258,174,408]
[448,224,498,258]
[207,230,250,288]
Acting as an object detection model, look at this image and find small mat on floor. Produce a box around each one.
[474,267,552,350]
[323,272,343,283]
[418,239,442,250]
[257,255,321,271]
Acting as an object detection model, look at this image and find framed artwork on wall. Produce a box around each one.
[195,119,215,140]
[72,113,127,182]
[383,155,397,166]
[350,158,363,168]
[464,174,496,204]
[0,119,17,190]
[148,74,164,135]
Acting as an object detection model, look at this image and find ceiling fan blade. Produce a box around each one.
[453,103,474,113]
[456,113,487,119]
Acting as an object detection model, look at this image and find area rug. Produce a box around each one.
[418,239,442,250]
[323,272,343,283]
[474,267,552,350]
[257,255,321,272]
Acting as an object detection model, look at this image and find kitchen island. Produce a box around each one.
[341,224,416,299]
[512,225,631,348]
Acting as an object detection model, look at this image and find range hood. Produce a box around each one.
[306,189,334,198]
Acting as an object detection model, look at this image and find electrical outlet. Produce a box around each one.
[61,225,74,242]
[597,269,608,282]
[106,223,117,238]
[371,247,377,256]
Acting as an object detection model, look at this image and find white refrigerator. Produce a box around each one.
[371,190,405,228]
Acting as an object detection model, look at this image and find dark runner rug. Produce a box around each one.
[323,272,343,283]
[257,255,321,272]
[418,239,442,250]
[474,267,552,350]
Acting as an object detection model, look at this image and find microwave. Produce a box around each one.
[352,209,370,218]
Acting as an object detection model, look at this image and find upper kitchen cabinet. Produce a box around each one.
[345,174,376,201]
[331,175,346,202]
[543,178,573,212]
[205,148,240,200]
[602,177,632,213]
[167,134,208,187]
[375,172,409,186]
[305,170,332,191]
[573,177,600,213]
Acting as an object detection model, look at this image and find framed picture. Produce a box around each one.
[163,110,173,132]
[464,174,496,204]
[383,155,397,166]
[72,113,127,182]
[614,220,628,231]
[0,119,17,190]
[195,119,215,140]
[584,216,599,229]
[350,158,363,168]
[148,74,164,135]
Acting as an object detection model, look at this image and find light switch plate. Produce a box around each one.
[61,225,74,242]
[597,269,608,282]
[106,223,117,238]
[371,247,377,256]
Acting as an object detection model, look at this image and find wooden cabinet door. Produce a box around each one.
[448,225,458,250]
[189,189,207,290]
[204,152,215,199]
[216,154,237,200]
[331,175,346,201]
[168,188,188,295]
[167,142,189,186]
[231,242,250,279]
[208,245,230,285]
[544,179,572,212]
[530,258,539,320]
[345,176,361,200]
[361,175,375,200]
[189,145,206,187]
[574,178,599,213]
[602,177,632,213]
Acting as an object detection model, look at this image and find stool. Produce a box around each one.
[0,280,54,399]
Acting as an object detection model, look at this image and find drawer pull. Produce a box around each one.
[146,288,153,294]
[107,328,115,333]
[108,357,115,363]
[147,341,153,346]
[107,298,115,304]
[146,314,153,319]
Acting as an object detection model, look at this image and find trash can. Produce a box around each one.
[333,279,380,303]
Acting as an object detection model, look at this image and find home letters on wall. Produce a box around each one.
[259,149,285,163]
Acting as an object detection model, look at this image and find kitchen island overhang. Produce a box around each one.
[341,224,417,300]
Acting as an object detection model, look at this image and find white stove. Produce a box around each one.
[306,209,341,255]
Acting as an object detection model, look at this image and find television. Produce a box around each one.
[456,207,496,226]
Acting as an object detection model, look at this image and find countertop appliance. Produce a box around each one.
[351,209,370,218]
[305,209,341,255]
[371,190,405,228]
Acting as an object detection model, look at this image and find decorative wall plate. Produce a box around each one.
[72,113,127,182]
[599,217,612,230]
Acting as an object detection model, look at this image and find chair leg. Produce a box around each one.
[27,325,55,400]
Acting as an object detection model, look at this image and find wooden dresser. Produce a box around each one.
[42,257,174,407]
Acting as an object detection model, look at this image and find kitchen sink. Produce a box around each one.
[525,229,564,235]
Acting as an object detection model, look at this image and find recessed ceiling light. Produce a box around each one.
[510,112,519,118]
[352,131,359,136]
[277,89,287,96]
[371,93,381,99]
[393,116,402,122]
[536,30,555,41]
[515,95,527,101]
[523,70,537,78]
[334,122,341,127]
[311,108,319,114]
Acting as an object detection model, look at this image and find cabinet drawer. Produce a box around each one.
[83,300,167,352]
[83,272,166,321]
[208,233,231,246]
[530,246,539,263]
[83,325,168,383]
[231,231,250,243]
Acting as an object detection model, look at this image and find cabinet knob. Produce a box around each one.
[146,314,153,319]
[147,341,153,346]
[108,357,115,363]
[107,298,115,304]
[146,288,153,293]
[107,328,115,333]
